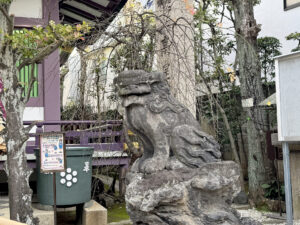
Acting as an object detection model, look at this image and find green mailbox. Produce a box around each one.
[35,146,94,206]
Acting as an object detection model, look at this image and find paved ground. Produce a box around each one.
[107,205,292,225]
[233,204,285,224]
[108,221,131,225]
[0,195,54,225]
[0,195,9,218]
[0,198,8,217]
[0,198,297,225]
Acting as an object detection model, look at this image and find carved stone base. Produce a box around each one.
[125,161,261,225]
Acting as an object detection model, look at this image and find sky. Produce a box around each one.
[140,0,148,6]
[139,0,153,9]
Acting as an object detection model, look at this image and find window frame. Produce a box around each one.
[17,62,39,98]
[26,63,44,107]
[14,29,44,106]
[284,0,300,10]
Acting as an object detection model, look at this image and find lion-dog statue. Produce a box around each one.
[114,70,221,173]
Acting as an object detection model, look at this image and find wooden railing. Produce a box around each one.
[24,120,124,154]
[21,120,130,168]
[0,120,130,170]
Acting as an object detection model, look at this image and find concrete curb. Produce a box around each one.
[108,220,132,225]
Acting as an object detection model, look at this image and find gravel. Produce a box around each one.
[109,207,298,225]
[238,208,300,225]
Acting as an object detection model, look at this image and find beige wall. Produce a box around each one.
[9,0,43,18]
[286,0,300,7]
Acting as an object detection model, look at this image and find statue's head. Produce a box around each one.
[114,70,167,97]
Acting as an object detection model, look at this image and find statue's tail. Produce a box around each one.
[171,125,221,168]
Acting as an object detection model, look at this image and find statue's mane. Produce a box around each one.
[150,80,171,95]
[114,70,167,88]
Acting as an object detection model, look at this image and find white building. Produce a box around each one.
[62,0,148,112]
[63,0,300,111]
[255,0,300,54]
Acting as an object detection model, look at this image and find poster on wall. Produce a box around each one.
[285,0,300,9]
[40,133,66,172]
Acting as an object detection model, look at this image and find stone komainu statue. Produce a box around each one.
[114,70,221,174]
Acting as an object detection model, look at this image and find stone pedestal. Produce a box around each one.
[83,200,107,225]
[126,161,261,225]
[32,200,107,225]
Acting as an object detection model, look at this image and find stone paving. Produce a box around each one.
[0,195,9,217]
[0,198,299,225]
[0,198,8,217]
[233,204,286,224]
[0,198,106,225]
[0,195,54,225]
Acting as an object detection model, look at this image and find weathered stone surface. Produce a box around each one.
[114,70,221,174]
[126,161,259,225]
[114,70,261,225]
[233,191,249,205]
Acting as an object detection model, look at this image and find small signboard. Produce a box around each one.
[275,51,300,142]
[40,133,66,172]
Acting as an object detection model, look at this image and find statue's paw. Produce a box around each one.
[140,158,166,174]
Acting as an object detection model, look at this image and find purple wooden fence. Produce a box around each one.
[24,120,125,153]
[0,120,130,170]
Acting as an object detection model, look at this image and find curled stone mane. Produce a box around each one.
[115,70,222,170]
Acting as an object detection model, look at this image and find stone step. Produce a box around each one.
[108,220,132,225]
[232,204,251,210]
[83,200,107,225]
[262,213,286,224]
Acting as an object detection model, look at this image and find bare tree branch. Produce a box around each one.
[18,40,62,70]
[23,121,39,134]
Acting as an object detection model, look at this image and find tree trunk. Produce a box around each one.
[0,4,38,224]
[78,50,88,121]
[217,104,245,191]
[60,66,69,110]
[231,0,268,204]
[6,117,38,225]
[1,35,38,225]
[195,11,245,190]
[199,74,245,191]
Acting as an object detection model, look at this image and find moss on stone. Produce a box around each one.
[107,203,130,223]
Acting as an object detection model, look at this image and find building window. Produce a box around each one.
[14,30,39,97]
[284,0,300,10]
[16,62,39,97]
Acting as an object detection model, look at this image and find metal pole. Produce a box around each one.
[283,142,293,225]
[53,172,57,225]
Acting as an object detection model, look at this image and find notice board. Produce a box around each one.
[40,133,66,172]
[275,51,300,142]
